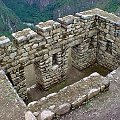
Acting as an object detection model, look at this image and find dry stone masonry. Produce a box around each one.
[27,72,110,120]
[0,8,120,102]
[0,70,26,120]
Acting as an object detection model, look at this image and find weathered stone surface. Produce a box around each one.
[33,112,40,117]
[58,67,120,120]
[72,95,87,108]
[102,78,110,88]
[38,110,54,120]
[100,85,106,92]
[12,28,37,43]
[27,72,108,118]
[25,111,37,120]
[58,15,74,25]
[0,36,10,46]
[55,103,71,116]
[10,52,17,59]
[27,101,38,108]
[87,88,100,100]
[0,70,26,120]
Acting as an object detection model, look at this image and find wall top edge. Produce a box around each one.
[36,20,61,32]
[79,8,120,23]
[12,28,37,43]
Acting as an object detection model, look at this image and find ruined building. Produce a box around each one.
[0,8,120,120]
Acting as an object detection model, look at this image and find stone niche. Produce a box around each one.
[0,8,120,102]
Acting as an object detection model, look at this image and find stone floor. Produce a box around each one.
[26,64,110,102]
[54,68,120,120]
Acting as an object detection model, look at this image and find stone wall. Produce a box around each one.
[0,70,26,120]
[97,15,120,70]
[71,35,97,70]
[26,72,110,120]
[78,9,120,70]
[0,8,120,100]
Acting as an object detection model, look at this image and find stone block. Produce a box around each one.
[38,110,54,120]
[72,95,87,108]
[25,111,37,120]
[55,103,71,116]
[87,88,100,100]
[100,85,105,92]
[0,36,11,47]
[102,78,110,88]
[12,28,37,43]
[33,112,39,117]
[58,15,74,25]
[32,44,38,49]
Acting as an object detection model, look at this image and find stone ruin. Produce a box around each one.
[0,8,120,120]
